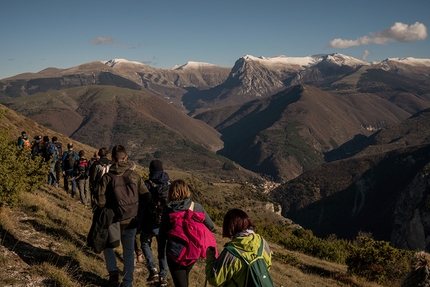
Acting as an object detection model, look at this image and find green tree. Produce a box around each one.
[0,111,49,206]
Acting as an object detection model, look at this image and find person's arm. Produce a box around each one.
[135,174,151,204]
[95,174,110,208]
[197,203,215,231]
[206,248,240,287]
[263,238,272,270]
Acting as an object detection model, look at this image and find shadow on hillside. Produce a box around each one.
[324,134,372,162]
[0,221,105,285]
[286,144,430,241]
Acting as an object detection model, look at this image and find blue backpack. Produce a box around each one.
[45,142,58,162]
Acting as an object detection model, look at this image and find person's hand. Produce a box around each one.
[206,246,216,258]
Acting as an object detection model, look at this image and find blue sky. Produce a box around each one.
[1,0,429,80]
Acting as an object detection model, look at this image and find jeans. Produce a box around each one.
[77,177,89,205]
[63,170,76,196]
[47,162,58,187]
[104,228,137,287]
[141,232,168,277]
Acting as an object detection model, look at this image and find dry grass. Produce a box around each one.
[0,181,388,287]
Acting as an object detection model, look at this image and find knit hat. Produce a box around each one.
[149,160,163,172]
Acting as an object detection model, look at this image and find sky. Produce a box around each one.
[1,0,429,80]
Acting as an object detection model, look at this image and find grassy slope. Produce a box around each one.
[0,181,385,287]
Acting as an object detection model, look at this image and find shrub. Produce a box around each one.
[346,235,413,284]
[0,112,49,206]
[280,228,350,264]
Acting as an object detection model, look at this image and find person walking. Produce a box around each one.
[95,145,151,287]
[76,150,90,206]
[62,143,79,197]
[205,208,273,287]
[140,160,171,286]
[52,136,63,186]
[158,179,215,287]
[17,131,30,148]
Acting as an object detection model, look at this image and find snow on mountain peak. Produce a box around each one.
[242,54,319,68]
[172,61,218,70]
[102,59,144,68]
[386,57,430,67]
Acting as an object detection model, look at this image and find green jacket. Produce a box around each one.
[206,233,272,287]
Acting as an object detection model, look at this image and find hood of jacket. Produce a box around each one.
[108,161,136,175]
[227,233,263,254]
[149,171,170,185]
[167,198,192,212]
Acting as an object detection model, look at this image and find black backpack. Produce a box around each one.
[65,151,77,170]
[106,169,139,221]
[225,239,274,287]
[146,180,170,224]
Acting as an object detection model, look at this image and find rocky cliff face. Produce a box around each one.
[391,163,430,251]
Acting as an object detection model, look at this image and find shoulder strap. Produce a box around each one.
[123,169,133,178]
[189,201,195,211]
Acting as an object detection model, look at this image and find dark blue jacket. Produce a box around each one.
[62,150,79,172]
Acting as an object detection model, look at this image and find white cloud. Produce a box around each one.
[90,36,114,45]
[328,22,427,49]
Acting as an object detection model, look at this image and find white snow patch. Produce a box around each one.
[102,59,145,67]
[386,57,430,67]
[172,61,219,70]
[242,53,368,69]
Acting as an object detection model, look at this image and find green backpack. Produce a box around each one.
[225,239,274,287]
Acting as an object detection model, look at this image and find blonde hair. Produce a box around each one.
[168,179,191,202]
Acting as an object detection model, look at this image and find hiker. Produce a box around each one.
[158,179,215,287]
[90,151,100,164]
[31,135,43,159]
[139,160,171,285]
[62,143,79,197]
[52,136,63,185]
[94,145,151,287]
[76,150,90,206]
[205,208,273,287]
[41,136,59,187]
[89,147,112,207]
[17,131,30,148]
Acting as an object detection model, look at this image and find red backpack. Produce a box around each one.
[166,202,218,266]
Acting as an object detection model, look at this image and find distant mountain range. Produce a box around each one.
[1,53,430,182]
[2,53,430,248]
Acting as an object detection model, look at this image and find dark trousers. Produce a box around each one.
[167,259,195,287]
[54,160,62,185]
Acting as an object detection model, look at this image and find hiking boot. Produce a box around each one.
[147,268,159,282]
[159,276,168,287]
[107,270,119,286]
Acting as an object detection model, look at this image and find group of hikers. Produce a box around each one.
[18,132,274,287]
[17,131,94,206]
